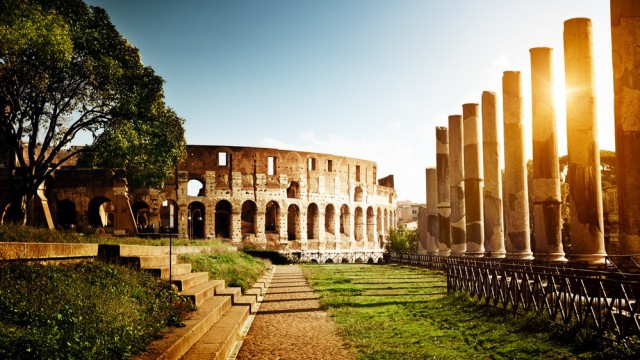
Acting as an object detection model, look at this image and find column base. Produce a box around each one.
[450,243,466,256]
[438,249,451,256]
[484,251,506,258]
[568,253,606,265]
[506,252,534,260]
[533,252,568,262]
[464,251,485,258]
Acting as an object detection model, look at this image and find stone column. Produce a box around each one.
[426,167,439,255]
[436,127,451,256]
[612,0,640,255]
[463,103,485,257]
[448,116,466,256]
[530,47,566,262]
[563,18,606,264]
[231,208,242,243]
[502,71,533,259]
[482,91,506,258]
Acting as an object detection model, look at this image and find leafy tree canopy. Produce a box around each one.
[1,0,186,221]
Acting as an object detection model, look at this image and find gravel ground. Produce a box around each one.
[236,265,356,360]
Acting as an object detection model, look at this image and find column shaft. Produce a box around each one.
[502,71,533,259]
[426,167,439,255]
[530,47,566,262]
[612,0,640,254]
[463,103,485,257]
[448,115,466,256]
[563,18,606,264]
[436,127,451,255]
[482,91,506,258]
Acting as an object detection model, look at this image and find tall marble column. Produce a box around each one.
[563,18,606,264]
[426,167,439,255]
[436,127,451,256]
[448,115,466,256]
[530,47,566,262]
[502,71,533,259]
[482,91,506,258]
[612,0,640,255]
[463,103,485,257]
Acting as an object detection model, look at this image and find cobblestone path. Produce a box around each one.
[236,265,356,360]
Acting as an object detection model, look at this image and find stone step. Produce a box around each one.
[137,255,178,268]
[133,295,233,360]
[235,294,259,314]
[171,272,209,292]
[144,263,193,279]
[180,280,225,307]
[216,286,242,304]
[181,305,250,360]
[244,287,262,301]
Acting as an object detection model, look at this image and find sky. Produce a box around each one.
[85,0,614,203]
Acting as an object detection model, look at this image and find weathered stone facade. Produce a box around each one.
[1,145,397,254]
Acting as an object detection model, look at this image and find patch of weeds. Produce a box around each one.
[180,250,269,291]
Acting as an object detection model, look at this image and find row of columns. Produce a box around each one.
[422,12,638,263]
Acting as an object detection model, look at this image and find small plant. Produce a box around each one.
[180,250,269,291]
[385,224,418,254]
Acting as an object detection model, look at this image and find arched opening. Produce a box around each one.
[287,204,299,240]
[340,205,350,236]
[354,186,364,202]
[56,199,77,229]
[287,181,300,199]
[325,258,334,264]
[384,209,389,233]
[187,179,205,197]
[354,207,364,241]
[132,200,152,232]
[188,201,205,239]
[377,257,385,264]
[265,201,280,233]
[241,200,257,235]
[341,258,349,263]
[311,259,319,264]
[88,197,113,228]
[307,203,319,240]
[325,204,335,234]
[367,206,375,243]
[160,199,178,233]
[377,208,382,233]
[215,200,232,239]
[355,257,364,263]
[367,257,374,264]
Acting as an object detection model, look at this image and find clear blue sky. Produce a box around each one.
[86,0,613,203]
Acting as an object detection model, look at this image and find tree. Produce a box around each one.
[0,0,186,224]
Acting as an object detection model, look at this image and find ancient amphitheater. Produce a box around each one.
[1,145,398,263]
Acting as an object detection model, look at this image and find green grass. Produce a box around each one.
[0,223,225,247]
[180,250,269,291]
[0,261,191,360]
[302,264,639,360]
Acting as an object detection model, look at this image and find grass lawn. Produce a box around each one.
[302,264,626,360]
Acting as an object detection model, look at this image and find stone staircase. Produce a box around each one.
[98,245,271,360]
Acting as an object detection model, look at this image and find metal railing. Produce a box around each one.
[389,253,640,339]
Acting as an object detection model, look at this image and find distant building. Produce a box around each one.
[397,200,424,226]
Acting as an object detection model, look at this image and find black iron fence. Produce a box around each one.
[389,253,640,339]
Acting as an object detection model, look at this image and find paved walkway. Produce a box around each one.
[236,265,356,360]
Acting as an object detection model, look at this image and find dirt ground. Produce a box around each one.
[236,265,356,360]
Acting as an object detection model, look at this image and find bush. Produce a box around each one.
[0,261,190,359]
[385,224,418,254]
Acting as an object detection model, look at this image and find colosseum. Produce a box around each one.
[0,145,398,263]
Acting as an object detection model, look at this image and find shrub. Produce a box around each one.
[385,224,418,254]
[0,261,190,359]
[180,251,269,291]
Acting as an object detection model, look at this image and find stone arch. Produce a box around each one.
[384,208,389,233]
[325,204,335,234]
[215,200,232,239]
[287,181,300,199]
[341,257,349,263]
[88,196,113,228]
[366,206,375,242]
[376,207,382,233]
[311,259,319,264]
[355,257,364,263]
[188,179,204,197]
[265,200,280,233]
[367,257,374,264]
[160,199,178,232]
[354,186,364,202]
[307,203,319,240]
[188,201,205,239]
[325,258,334,264]
[131,200,150,227]
[287,204,300,240]
[354,207,364,241]
[241,200,258,235]
[340,204,350,236]
[284,151,304,170]
[56,199,77,229]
